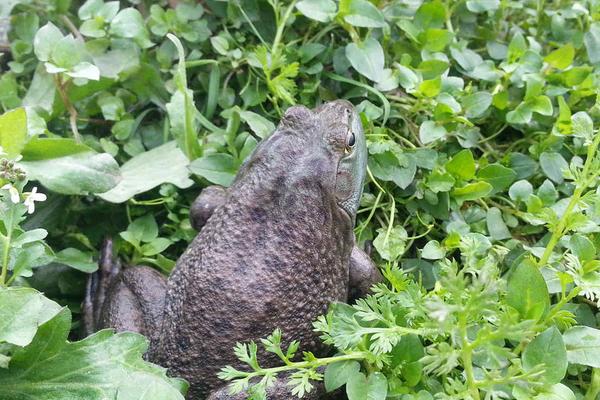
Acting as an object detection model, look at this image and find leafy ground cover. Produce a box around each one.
[1,0,600,399]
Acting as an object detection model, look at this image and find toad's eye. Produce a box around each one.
[346,130,356,151]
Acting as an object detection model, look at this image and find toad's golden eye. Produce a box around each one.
[346,130,356,151]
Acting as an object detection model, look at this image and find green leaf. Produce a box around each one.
[342,0,386,28]
[414,0,445,30]
[99,141,194,203]
[568,234,596,262]
[486,207,511,240]
[345,38,385,82]
[346,371,387,400]
[0,108,27,158]
[507,33,527,63]
[507,259,549,321]
[21,138,90,160]
[0,304,187,399]
[544,44,575,69]
[368,151,416,189]
[462,92,492,118]
[109,8,153,48]
[141,238,172,256]
[451,181,492,202]
[419,121,446,144]
[554,96,572,135]
[506,102,532,124]
[584,22,600,64]
[240,111,276,139]
[126,214,159,243]
[189,153,237,187]
[466,0,499,12]
[509,179,533,202]
[539,152,568,184]
[421,240,445,260]
[296,0,336,22]
[373,226,407,261]
[478,164,516,193]
[445,149,475,180]
[20,152,120,195]
[571,111,593,139]
[0,287,61,347]
[54,248,97,273]
[522,326,567,384]
[563,326,600,368]
[33,22,63,62]
[324,360,361,392]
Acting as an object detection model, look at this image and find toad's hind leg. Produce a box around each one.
[83,239,167,342]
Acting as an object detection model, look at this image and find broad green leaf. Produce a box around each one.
[373,226,407,261]
[486,207,511,240]
[324,360,361,392]
[21,138,90,160]
[563,326,600,368]
[189,153,237,187]
[345,38,385,82]
[507,259,549,321]
[462,92,492,118]
[466,0,499,12]
[99,141,194,203]
[522,326,567,384]
[20,152,121,195]
[544,44,574,69]
[296,0,336,22]
[445,149,475,180]
[0,287,61,347]
[506,103,532,124]
[368,151,416,189]
[33,22,63,62]
[141,238,172,256]
[110,8,153,48]
[419,120,446,144]
[571,111,593,139]
[478,164,516,193]
[507,33,527,63]
[341,0,386,28]
[22,65,56,114]
[568,234,596,262]
[414,0,445,30]
[451,182,492,202]
[240,111,276,138]
[0,108,27,158]
[509,179,533,202]
[539,152,568,184]
[54,248,97,273]
[346,371,387,400]
[584,22,600,64]
[0,306,187,399]
[421,240,445,260]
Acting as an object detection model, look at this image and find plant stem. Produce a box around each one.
[54,75,81,143]
[459,315,480,400]
[538,131,600,267]
[227,352,368,381]
[271,0,298,62]
[585,368,600,400]
[0,232,10,286]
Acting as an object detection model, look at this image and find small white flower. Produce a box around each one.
[23,187,46,214]
[1,184,20,203]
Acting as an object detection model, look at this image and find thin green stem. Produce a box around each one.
[459,314,480,400]
[0,232,10,286]
[537,131,600,267]
[585,368,600,400]
[271,0,298,61]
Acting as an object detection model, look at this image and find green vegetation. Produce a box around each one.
[1,0,600,399]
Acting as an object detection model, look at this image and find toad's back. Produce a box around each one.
[150,114,355,398]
